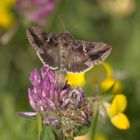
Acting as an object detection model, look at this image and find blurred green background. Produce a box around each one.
[0,0,140,140]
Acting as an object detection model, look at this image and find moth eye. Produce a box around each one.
[83,46,87,52]
[46,38,50,42]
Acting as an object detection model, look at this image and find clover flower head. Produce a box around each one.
[16,0,55,24]
[18,65,92,137]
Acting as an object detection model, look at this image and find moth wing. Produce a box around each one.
[82,41,112,66]
[26,27,60,69]
[66,40,112,73]
[66,40,90,73]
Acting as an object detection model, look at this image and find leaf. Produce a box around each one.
[16,112,37,121]
[73,125,88,140]
[40,126,56,140]
[77,126,89,136]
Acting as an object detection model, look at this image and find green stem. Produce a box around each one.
[37,113,42,140]
[88,108,99,140]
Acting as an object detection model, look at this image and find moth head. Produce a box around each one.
[57,32,72,46]
[43,32,53,42]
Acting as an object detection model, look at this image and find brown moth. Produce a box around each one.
[26,27,112,73]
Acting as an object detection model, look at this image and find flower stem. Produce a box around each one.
[88,106,99,140]
[37,113,42,140]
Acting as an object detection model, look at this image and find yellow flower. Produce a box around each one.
[0,0,15,28]
[66,72,85,87]
[66,63,122,93]
[102,63,112,78]
[111,112,130,130]
[108,94,130,130]
[66,63,112,87]
[0,0,15,5]
[74,134,108,140]
[74,135,88,140]
[101,63,123,93]
[109,94,127,117]
[101,78,122,93]
[97,0,135,17]
[0,8,13,28]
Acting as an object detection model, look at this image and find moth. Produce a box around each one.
[26,27,112,73]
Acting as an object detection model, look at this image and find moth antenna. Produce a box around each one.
[58,16,66,32]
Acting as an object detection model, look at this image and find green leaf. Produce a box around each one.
[73,124,88,138]
[16,112,37,121]
[40,126,56,140]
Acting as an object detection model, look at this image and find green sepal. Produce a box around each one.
[40,126,57,140]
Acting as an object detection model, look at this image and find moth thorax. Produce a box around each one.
[59,43,69,70]
[58,33,72,40]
